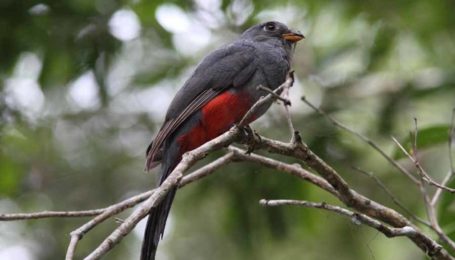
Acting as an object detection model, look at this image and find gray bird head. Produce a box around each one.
[241,21,304,46]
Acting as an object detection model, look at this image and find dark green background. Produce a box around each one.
[1,0,454,259]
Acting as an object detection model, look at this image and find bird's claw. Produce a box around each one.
[236,124,261,154]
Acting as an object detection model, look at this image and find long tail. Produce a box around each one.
[140,186,177,260]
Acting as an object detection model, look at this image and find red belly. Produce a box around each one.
[176,91,252,153]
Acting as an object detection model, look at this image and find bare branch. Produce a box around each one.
[260,199,418,238]
[179,152,236,187]
[67,152,237,259]
[2,154,237,224]
[83,127,241,260]
[240,134,452,259]
[261,199,449,259]
[228,146,338,196]
[299,96,455,256]
[248,134,409,226]
[84,170,182,259]
[0,209,105,221]
[66,236,79,260]
[65,190,154,259]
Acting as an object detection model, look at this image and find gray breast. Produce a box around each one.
[254,43,290,89]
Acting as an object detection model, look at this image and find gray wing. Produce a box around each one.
[146,41,257,170]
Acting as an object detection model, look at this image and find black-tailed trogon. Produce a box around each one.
[142,21,303,260]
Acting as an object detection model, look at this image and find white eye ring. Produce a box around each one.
[264,23,276,31]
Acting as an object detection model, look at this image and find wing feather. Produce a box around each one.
[145,42,257,170]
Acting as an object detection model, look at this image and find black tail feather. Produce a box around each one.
[140,187,177,260]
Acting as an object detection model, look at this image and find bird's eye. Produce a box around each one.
[264,22,276,31]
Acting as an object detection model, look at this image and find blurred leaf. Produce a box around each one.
[2,0,455,259]
[393,125,451,159]
[0,159,21,196]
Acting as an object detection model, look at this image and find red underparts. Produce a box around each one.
[177,91,253,154]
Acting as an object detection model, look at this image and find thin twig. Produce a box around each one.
[409,120,434,227]
[431,170,453,206]
[392,134,435,223]
[393,127,455,252]
[239,73,294,126]
[301,96,419,184]
[413,119,455,252]
[279,71,297,143]
[65,190,154,260]
[433,108,455,205]
[391,136,455,193]
[257,85,291,105]
[352,166,431,227]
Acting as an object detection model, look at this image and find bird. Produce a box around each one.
[141,21,304,260]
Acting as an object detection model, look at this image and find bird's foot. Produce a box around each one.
[237,125,261,154]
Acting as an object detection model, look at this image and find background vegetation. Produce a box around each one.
[1,0,454,259]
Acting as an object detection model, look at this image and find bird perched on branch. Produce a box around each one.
[142,21,303,260]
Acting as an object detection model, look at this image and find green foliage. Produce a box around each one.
[1,0,454,259]
[393,125,452,159]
